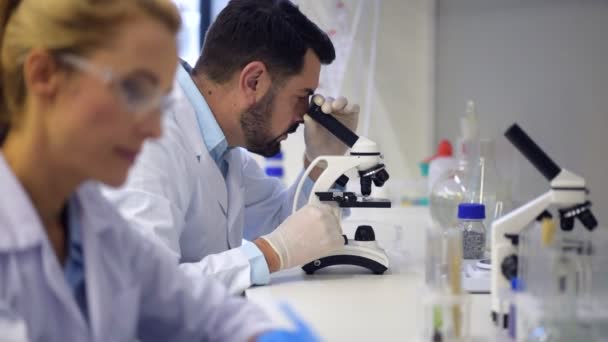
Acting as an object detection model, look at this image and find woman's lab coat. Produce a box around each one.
[0,155,274,341]
[103,82,308,294]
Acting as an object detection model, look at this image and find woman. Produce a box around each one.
[0,0,310,341]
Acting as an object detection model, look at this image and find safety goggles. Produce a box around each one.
[59,54,173,118]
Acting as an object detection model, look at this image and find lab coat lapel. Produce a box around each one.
[172,85,228,216]
[225,150,244,248]
[40,243,89,333]
[172,84,206,159]
[200,150,229,217]
[81,208,108,340]
[78,184,137,341]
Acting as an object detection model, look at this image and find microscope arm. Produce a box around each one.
[292,156,361,214]
[490,191,551,314]
[492,191,553,237]
[292,156,324,214]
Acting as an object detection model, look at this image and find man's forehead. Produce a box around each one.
[288,50,322,92]
[282,74,319,94]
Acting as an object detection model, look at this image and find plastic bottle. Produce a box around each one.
[457,203,486,260]
[427,140,457,195]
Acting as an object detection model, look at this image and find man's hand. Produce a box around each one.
[254,238,281,273]
[259,203,343,270]
[304,94,359,162]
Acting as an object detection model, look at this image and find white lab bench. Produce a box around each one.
[245,207,496,341]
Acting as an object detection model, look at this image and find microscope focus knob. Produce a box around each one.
[354,225,376,241]
[501,254,518,281]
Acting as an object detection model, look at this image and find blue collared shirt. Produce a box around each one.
[63,197,88,322]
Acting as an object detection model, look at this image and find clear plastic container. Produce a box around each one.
[425,223,444,288]
[420,290,471,342]
[457,203,486,260]
[517,221,608,341]
[425,223,463,291]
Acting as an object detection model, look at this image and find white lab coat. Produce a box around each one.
[0,155,275,342]
[103,82,308,294]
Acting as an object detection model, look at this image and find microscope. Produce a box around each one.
[490,124,598,325]
[293,99,392,275]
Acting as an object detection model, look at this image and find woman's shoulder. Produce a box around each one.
[76,182,141,243]
[77,182,162,251]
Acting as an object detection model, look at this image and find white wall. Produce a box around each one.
[435,0,608,222]
[280,0,436,188]
[174,0,201,66]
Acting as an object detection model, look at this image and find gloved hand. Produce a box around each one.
[260,203,343,270]
[304,94,359,162]
[256,303,320,342]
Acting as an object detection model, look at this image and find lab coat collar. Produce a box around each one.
[170,76,206,159]
[0,153,113,252]
[0,153,46,251]
[76,182,116,235]
[175,65,232,166]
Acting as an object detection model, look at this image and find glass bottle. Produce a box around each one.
[457,203,486,260]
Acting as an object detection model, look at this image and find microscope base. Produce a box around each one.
[302,244,389,275]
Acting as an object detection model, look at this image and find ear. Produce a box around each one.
[23,49,63,102]
[238,61,271,104]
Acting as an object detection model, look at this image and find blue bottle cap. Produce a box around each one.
[457,203,486,220]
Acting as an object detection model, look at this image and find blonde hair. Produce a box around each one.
[0,0,181,133]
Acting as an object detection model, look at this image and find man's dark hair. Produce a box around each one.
[193,0,335,84]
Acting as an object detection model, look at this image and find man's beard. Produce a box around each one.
[240,87,299,157]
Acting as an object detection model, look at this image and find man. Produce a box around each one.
[103,0,359,294]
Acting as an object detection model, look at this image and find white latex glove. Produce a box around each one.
[304,94,360,161]
[260,203,344,270]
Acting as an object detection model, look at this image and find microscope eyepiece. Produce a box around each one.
[505,124,561,181]
[307,103,359,148]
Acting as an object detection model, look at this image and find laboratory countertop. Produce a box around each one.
[245,207,496,341]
